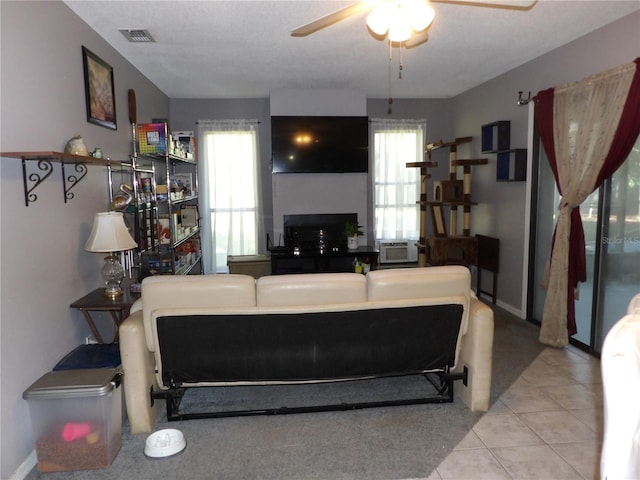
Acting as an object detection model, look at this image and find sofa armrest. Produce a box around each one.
[119,311,161,434]
[454,297,494,412]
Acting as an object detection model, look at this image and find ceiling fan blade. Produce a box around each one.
[291,2,372,37]
[404,31,429,49]
[430,0,537,10]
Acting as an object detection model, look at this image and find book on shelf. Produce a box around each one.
[137,123,167,154]
[180,205,198,228]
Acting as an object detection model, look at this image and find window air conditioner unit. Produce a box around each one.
[376,240,418,264]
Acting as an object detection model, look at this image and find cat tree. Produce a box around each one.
[407,136,487,267]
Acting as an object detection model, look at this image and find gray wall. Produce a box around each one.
[451,10,640,314]
[170,96,454,248]
[2,1,639,477]
[169,98,273,252]
[270,89,370,244]
[171,13,639,315]
[366,98,455,236]
[0,2,169,477]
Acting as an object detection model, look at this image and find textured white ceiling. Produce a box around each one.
[64,0,640,99]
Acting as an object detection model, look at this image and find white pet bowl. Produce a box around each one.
[144,429,186,458]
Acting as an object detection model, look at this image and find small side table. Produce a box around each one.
[476,234,499,304]
[70,288,139,343]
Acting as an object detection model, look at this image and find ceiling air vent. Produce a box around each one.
[119,29,155,43]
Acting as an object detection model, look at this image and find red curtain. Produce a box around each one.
[534,58,640,336]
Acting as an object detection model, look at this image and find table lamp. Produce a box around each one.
[85,212,137,298]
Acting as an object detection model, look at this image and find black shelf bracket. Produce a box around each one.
[61,161,88,203]
[2,151,116,206]
[22,158,54,207]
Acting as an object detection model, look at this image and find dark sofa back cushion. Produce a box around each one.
[156,304,463,386]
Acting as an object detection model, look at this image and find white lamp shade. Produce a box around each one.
[85,212,137,252]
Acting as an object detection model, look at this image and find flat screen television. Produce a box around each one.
[271,116,369,173]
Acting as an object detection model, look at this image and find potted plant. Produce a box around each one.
[344,221,363,250]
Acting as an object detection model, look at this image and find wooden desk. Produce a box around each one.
[70,288,139,343]
[227,254,271,278]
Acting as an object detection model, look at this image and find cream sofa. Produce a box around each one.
[600,293,640,480]
[120,266,494,433]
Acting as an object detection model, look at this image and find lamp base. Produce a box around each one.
[101,255,125,299]
[103,285,124,299]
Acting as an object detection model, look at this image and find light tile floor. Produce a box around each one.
[428,345,603,480]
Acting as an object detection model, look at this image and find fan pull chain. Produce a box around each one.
[399,46,403,79]
[388,41,393,114]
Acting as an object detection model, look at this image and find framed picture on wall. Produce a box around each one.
[82,46,117,130]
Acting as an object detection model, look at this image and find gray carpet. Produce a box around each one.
[26,304,544,480]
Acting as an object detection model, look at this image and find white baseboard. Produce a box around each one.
[495,299,525,319]
[473,287,525,319]
[9,450,36,480]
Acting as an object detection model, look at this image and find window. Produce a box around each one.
[371,119,425,241]
[197,120,260,273]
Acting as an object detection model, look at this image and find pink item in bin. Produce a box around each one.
[62,422,91,442]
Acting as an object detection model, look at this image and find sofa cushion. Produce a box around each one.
[141,274,256,351]
[367,266,471,334]
[256,272,367,306]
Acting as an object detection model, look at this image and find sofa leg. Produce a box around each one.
[425,369,467,400]
[152,388,185,420]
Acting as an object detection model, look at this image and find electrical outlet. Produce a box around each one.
[85,336,98,345]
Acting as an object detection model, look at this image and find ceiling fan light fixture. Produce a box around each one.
[388,20,412,42]
[409,1,435,33]
[367,0,434,41]
[366,2,393,36]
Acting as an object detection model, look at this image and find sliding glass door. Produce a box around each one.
[530,136,640,354]
[594,151,640,349]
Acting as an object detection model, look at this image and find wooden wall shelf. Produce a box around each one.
[481,121,510,153]
[479,122,527,181]
[1,151,120,206]
[1,151,115,164]
[496,149,527,182]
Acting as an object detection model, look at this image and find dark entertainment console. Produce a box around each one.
[271,246,379,275]
[270,213,379,274]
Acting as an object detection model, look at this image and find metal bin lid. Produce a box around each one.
[23,368,122,399]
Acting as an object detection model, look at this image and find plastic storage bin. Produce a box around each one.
[23,368,123,472]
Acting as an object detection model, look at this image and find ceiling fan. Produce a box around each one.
[291,0,537,48]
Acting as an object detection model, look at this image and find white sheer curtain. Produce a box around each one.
[371,118,425,241]
[535,59,640,346]
[197,120,261,273]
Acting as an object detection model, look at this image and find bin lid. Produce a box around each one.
[23,368,122,399]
